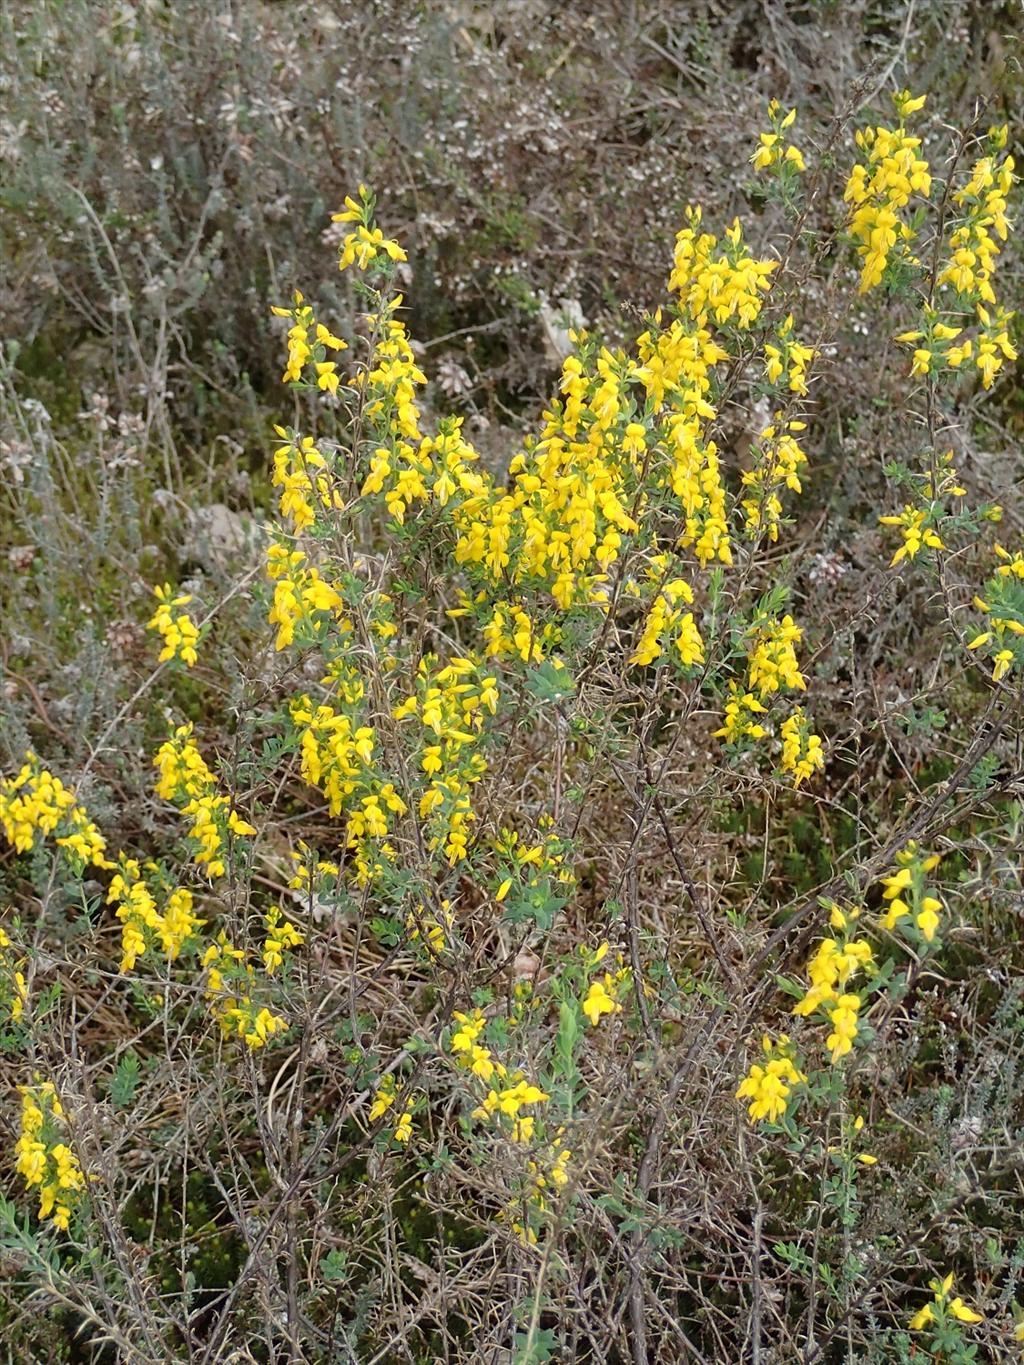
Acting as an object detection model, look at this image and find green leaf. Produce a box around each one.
[513,1327,558,1364]
[321,1249,348,1283]
[109,1049,142,1108]
[775,973,805,1000]
[525,660,575,704]
[968,753,1000,792]
[555,999,581,1079]
[501,884,566,933]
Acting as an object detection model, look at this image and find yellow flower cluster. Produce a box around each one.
[451,1008,502,1084]
[202,932,288,1048]
[289,691,404,885]
[368,1074,415,1143]
[939,128,1015,306]
[736,1034,806,1124]
[450,1007,550,1143]
[741,415,809,543]
[107,857,204,972]
[147,583,199,667]
[480,597,542,662]
[746,613,807,697]
[896,316,964,379]
[0,920,28,1023]
[669,208,778,328]
[341,201,780,622]
[780,709,824,787]
[890,127,1017,389]
[406,898,453,956]
[266,543,347,652]
[635,319,733,569]
[968,541,1024,682]
[373,416,487,523]
[272,428,343,531]
[270,290,347,390]
[880,843,943,943]
[896,309,1017,390]
[971,307,1019,390]
[792,935,873,1061]
[153,721,214,797]
[910,1273,983,1331]
[287,842,341,898]
[358,297,427,445]
[578,942,630,1026]
[393,654,497,866]
[2,752,287,1052]
[274,192,809,683]
[153,724,257,879]
[333,185,408,273]
[471,593,555,665]
[878,504,945,566]
[453,344,643,607]
[751,101,805,174]
[15,1081,85,1231]
[743,850,949,1124]
[0,753,112,870]
[763,315,812,394]
[290,695,375,811]
[823,994,862,1064]
[340,290,490,530]
[709,610,814,769]
[473,1078,550,1144]
[714,684,769,744]
[628,559,704,669]
[492,820,576,912]
[844,91,931,292]
[262,904,304,974]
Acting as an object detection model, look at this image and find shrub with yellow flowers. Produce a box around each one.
[1,86,1021,1365]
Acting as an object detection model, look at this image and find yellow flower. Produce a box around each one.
[917,895,942,943]
[751,104,804,174]
[893,90,927,116]
[263,906,304,974]
[339,223,408,272]
[909,1303,934,1330]
[992,649,1014,682]
[880,845,943,943]
[582,975,621,1026]
[910,347,932,376]
[949,1297,983,1323]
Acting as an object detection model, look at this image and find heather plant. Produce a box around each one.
[2,64,1024,1365]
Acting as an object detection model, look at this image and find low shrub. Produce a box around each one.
[2,81,1023,1364]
